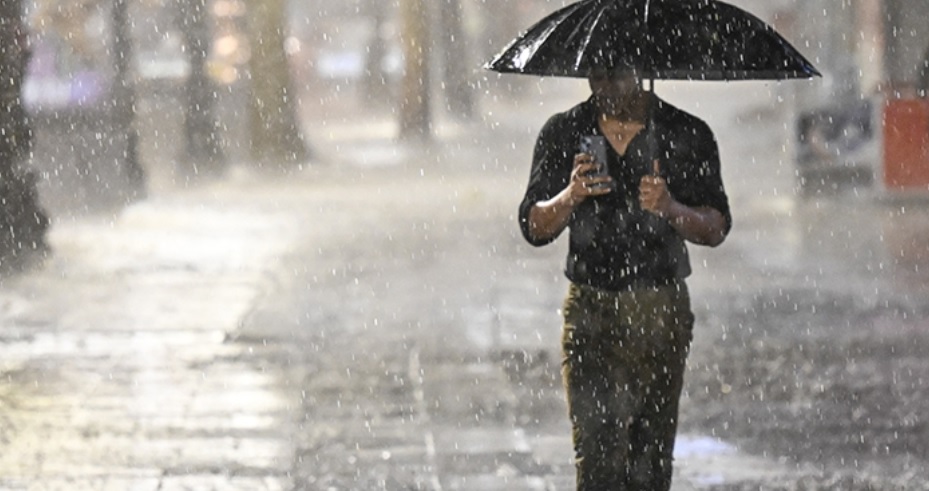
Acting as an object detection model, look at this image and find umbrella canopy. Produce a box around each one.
[485,0,820,80]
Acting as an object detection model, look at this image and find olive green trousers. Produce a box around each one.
[561,281,694,491]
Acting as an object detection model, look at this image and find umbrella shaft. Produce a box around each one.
[647,74,656,172]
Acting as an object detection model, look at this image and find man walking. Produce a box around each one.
[518,67,731,490]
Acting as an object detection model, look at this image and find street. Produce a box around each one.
[1,80,928,490]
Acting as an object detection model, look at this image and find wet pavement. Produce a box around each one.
[0,192,301,489]
[2,80,928,490]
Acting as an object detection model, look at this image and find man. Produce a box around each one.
[518,68,731,490]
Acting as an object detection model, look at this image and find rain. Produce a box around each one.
[0,0,927,490]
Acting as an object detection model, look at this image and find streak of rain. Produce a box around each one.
[0,1,927,490]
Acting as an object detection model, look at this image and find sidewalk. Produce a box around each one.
[0,181,305,490]
[1,80,927,491]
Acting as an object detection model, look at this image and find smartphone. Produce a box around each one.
[579,135,612,190]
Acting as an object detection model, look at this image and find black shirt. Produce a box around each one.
[518,96,732,291]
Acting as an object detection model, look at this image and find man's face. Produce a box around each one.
[588,69,642,113]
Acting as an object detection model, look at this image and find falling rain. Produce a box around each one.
[0,1,927,490]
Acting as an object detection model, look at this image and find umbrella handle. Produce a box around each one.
[646,75,658,176]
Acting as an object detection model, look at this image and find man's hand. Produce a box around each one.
[567,152,613,205]
[638,159,729,246]
[639,160,673,217]
[525,153,613,243]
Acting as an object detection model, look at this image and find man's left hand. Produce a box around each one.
[639,159,674,218]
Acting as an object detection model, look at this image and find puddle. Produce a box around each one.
[675,435,736,459]
[674,434,798,488]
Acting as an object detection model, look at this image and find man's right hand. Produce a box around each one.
[568,152,613,206]
[526,154,613,243]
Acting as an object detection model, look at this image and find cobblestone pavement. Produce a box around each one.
[2,81,928,490]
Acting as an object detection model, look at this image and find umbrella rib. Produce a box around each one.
[515,3,587,72]
[573,7,608,72]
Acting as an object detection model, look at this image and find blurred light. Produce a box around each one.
[215,35,239,58]
[208,62,239,85]
[285,36,302,56]
[214,0,246,18]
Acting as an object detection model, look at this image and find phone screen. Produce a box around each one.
[579,135,612,190]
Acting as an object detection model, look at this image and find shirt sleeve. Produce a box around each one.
[518,114,574,247]
[671,120,733,235]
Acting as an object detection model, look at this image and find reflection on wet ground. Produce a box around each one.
[675,435,735,459]
[0,194,301,489]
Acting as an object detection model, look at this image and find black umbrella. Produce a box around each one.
[485,0,820,169]
[485,0,820,80]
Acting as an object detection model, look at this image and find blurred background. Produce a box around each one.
[3,0,929,263]
[2,1,929,489]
